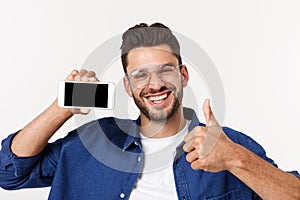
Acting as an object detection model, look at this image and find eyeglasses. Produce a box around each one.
[126,63,182,89]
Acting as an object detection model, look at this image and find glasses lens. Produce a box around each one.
[128,64,180,88]
[130,69,149,88]
[157,65,178,82]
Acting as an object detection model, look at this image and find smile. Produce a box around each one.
[146,92,170,104]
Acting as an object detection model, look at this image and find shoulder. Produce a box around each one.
[222,127,267,158]
[60,117,136,146]
[67,117,134,134]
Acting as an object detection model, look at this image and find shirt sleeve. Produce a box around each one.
[222,127,300,179]
[287,171,300,179]
[0,131,63,190]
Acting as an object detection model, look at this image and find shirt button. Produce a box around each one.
[134,141,138,145]
[137,157,141,162]
[120,193,125,199]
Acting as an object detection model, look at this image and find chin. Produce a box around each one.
[134,87,183,122]
[147,103,180,122]
[148,109,168,122]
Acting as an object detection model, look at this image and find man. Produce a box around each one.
[0,22,299,199]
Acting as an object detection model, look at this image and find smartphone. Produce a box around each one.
[58,81,115,109]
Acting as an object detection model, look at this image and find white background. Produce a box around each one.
[0,0,299,199]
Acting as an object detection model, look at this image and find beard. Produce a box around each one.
[132,85,183,122]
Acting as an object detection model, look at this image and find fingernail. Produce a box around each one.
[89,77,96,82]
[81,108,90,114]
[81,76,88,81]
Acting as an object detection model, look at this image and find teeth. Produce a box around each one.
[148,94,167,101]
[153,100,163,104]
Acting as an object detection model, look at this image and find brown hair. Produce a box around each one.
[121,22,182,72]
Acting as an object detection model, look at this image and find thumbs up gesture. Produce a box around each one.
[183,99,238,172]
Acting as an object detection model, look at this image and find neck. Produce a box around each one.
[140,107,186,138]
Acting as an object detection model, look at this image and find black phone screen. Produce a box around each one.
[64,82,108,108]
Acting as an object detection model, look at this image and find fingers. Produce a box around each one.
[71,108,91,115]
[203,99,212,124]
[186,149,199,163]
[80,108,90,114]
[65,69,99,82]
[185,144,208,171]
[183,136,205,153]
[183,126,207,154]
[184,100,234,172]
[65,69,98,115]
[184,126,206,143]
[65,70,79,81]
[74,69,98,82]
[202,99,218,126]
[184,125,222,154]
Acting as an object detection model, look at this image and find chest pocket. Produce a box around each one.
[206,189,241,200]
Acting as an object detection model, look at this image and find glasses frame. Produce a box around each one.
[126,63,183,89]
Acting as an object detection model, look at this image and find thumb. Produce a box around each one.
[203,99,218,126]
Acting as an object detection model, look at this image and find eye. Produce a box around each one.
[158,66,174,74]
[133,71,148,79]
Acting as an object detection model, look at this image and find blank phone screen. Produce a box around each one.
[64,82,108,108]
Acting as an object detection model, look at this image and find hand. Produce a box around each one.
[65,69,99,115]
[183,99,238,172]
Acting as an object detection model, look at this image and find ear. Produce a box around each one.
[123,76,133,97]
[180,65,189,87]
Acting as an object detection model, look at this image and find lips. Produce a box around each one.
[144,91,171,105]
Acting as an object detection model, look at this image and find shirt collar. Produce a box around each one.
[122,117,141,151]
[121,107,204,151]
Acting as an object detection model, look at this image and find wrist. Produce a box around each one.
[226,143,248,173]
[51,99,73,119]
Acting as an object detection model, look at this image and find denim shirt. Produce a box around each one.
[0,108,299,200]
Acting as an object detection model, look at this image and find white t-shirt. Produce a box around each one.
[129,121,190,200]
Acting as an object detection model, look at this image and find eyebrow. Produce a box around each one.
[159,62,177,68]
[128,62,178,74]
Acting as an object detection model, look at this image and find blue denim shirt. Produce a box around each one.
[0,108,299,200]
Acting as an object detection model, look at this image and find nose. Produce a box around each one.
[147,71,165,89]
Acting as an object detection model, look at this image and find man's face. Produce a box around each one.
[123,44,189,122]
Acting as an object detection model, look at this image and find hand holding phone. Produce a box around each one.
[58,69,115,114]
